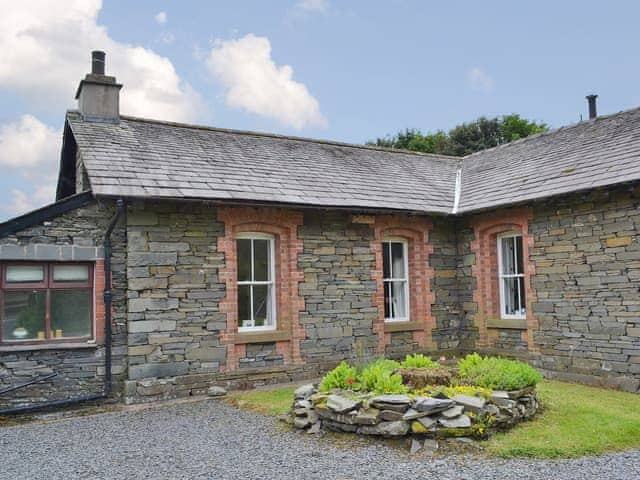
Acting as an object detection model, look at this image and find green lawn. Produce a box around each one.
[487,380,640,458]
[227,380,640,459]
[227,385,297,416]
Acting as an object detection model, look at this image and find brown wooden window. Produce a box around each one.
[0,263,94,345]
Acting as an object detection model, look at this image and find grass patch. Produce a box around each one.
[226,380,640,459]
[487,380,640,458]
[226,386,296,416]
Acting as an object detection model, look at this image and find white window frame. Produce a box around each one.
[497,232,526,320]
[382,237,410,322]
[236,233,277,332]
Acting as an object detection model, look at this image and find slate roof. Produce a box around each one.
[458,106,640,213]
[66,111,459,214]
[65,106,640,215]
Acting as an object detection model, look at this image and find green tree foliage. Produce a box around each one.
[368,114,548,156]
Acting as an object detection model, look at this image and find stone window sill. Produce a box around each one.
[487,318,527,330]
[0,342,99,353]
[384,321,423,333]
[235,330,291,344]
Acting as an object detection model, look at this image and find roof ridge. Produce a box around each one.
[461,104,640,161]
[101,112,460,162]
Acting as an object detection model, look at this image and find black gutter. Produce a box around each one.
[96,193,452,217]
[0,199,125,416]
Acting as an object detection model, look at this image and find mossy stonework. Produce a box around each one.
[291,357,540,439]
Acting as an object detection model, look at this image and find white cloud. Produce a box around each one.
[295,0,329,13]
[207,34,327,129]
[155,11,167,25]
[4,185,56,217]
[0,115,61,170]
[0,0,202,122]
[0,115,60,217]
[468,67,494,93]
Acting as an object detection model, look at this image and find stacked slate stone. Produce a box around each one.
[292,384,538,438]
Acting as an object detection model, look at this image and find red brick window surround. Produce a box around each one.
[0,261,106,347]
[217,207,305,371]
[470,208,538,350]
[372,215,435,353]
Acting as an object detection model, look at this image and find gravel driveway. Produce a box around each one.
[1,399,638,480]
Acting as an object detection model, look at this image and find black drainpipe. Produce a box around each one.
[102,198,125,397]
[0,199,125,415]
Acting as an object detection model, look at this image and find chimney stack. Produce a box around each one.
[75,51,122,123]
[586,94,598,120]
[91,50,106,75]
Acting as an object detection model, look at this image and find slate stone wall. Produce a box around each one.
[239,342,284,369]
[297,211,379,371]
[11,188,640,406]
[0,200,127,409]
[127,207,453,402]
[528,185,640,392]
[454,218,480,350]
[123,201,227,402]
[429,217,475,351]
[458,184,640,392]
[385,331,418,358]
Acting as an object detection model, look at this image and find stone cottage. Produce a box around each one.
[2,52,640,411]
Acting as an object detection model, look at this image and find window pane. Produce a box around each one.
[53,265,89,282]
[518,276,526,316]
[51,290,91,338]
[515,236,524,275]
[237,239,252,282]
[2,290,46,341]
[253,284,271,327]
[500,237,515,275]
[502,277,518,315]
[6,265,44,283]
[253,239,270,282]
[391,242,405,279]
[383,281,391,318]
[391,280,407,319]
[238,284,252,327]
[382,243,391,279]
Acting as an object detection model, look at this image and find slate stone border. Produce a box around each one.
[291,383,538,439]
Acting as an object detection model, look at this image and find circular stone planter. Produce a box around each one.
[291,384,538,439]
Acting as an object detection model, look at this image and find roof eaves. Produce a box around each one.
[0,191,94,238]
[93,191,451,216]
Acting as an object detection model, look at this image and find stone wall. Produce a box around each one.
[297,211,379,371]
[126,207,452,402]
[385,331,418,358]
[528,184,640,391]
[124,201,226,402]
[454,218,480,350]
[0,200,127,409]
[430,218,464,351]
[458,184,640,392]
[9,186,640,407]
[239,342,284,369]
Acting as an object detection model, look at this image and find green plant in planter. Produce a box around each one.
[319,362,360,392]
[458,353,542,391]
[400,353,440,369]
[360,358,404,393]
[371,371,407,394]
